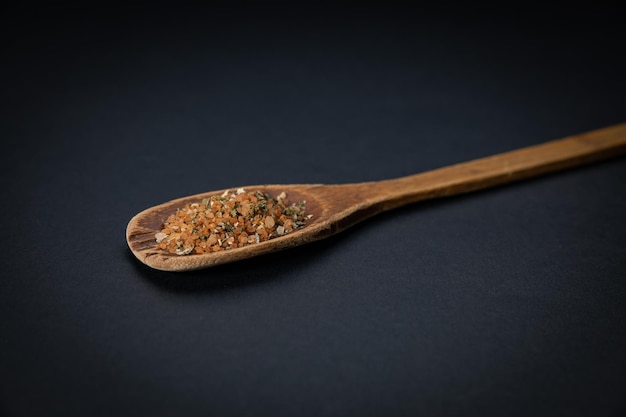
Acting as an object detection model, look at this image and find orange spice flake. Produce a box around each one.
[156,188,310,255]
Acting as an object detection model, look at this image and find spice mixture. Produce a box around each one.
[156,189,310,255]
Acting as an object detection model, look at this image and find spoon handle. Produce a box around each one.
[363,123,626,210]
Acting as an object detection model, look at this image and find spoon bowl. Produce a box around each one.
[127,123,626,271]
[126,182,388,271]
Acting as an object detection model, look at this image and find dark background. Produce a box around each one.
[2,6,625,417]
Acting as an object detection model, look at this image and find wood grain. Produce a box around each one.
[127,123,626,271]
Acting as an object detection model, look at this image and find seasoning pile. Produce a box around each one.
[156,189,310,255]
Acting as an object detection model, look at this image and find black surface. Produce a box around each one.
[2,6,626,417]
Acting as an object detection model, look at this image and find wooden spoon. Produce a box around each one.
[127,123,626,271]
